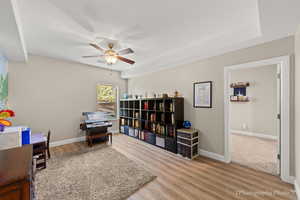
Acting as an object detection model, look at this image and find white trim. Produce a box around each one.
[199,149,227,163]
[50,136,85,147]
[224,56,291,183]
[295,180,300,200]
[230,130,278,140]
[285,176,295,184]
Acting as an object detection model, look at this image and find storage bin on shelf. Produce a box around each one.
[120,126,125,134]
[156,135,165,148]
[129,127,135,137]
[144,131,156,145]
[165,137,176,153]
[134,129,139,138]
[124,126,129,135]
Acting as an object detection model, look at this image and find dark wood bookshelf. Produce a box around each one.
[119,97,184,153]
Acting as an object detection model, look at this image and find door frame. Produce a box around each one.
[224,56,291,183]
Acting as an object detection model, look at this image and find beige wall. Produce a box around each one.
[8,55,127,142]
[295,27,300,188]
[230,65,278,136]
[128,37,294,170]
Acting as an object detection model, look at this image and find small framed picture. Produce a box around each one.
[193,81,212,108]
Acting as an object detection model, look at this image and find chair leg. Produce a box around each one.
[44,152,47,169]
[47,147,51,159]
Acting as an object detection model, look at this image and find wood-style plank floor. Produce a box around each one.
[51,134,296,200]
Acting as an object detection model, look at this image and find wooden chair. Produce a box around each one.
[32,130,51,170]
[33,142,47,169]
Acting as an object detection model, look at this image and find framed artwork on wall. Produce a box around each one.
[193,81,212,108]
[96,84,117,115]
[0,56,8,110]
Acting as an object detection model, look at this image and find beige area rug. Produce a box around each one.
[230,133,279,175]
[35,145,156,200]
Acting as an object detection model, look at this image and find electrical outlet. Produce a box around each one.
[242,123,247,130]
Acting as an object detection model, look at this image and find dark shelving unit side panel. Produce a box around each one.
[173,98,184,121]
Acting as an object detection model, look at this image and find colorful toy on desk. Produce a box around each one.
[0,124,4,132]
[0,109,15,131]
[183,121,192,129]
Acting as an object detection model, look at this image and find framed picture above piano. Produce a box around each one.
[96,84,118,116]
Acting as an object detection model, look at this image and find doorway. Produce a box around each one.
[228,64,279,175]
[224,56,291,183]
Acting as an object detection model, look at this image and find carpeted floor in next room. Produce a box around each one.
[35,144,156,200]
[230,133,279,175]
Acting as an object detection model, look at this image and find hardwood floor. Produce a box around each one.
[51,134,296,200]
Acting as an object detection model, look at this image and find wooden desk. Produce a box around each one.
[0,145,33,200]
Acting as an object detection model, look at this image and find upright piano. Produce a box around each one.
[80,112,116,146]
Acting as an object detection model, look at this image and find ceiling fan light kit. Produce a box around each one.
[83,42,135,66]
[104,49,118,65]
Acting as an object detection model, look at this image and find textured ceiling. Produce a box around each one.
[4,0,300,78]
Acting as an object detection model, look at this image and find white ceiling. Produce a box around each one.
[6,0,300,77]
[0,0,27,61]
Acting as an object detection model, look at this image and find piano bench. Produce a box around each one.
[86,132,112,147]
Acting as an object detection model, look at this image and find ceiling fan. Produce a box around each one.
[83,43,135,65]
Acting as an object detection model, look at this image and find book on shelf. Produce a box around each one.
[143,102,148,110]
[134,129,139,137]
[158,102,164,111]
[171,113,175,125]
[166,125,174,137]
[170,103,174,112]
[151,123,156,132]
[150,113,156,122]
[140,131,145,140]
[155,124,165,135]
[134,120,139,128]
[121,118,125,126]
[145,121,149,130]
[160,126,165,135]
[128,119,133,127]
[156,124,161,134]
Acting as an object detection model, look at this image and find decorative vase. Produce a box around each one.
[183,121,192,129]
[174,90,179,97]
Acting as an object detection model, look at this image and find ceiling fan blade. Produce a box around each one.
[82,55,104,58]
[97,60,106,64]
[117,56,135,65]
[118,48,134,55]
[89,43,104,52]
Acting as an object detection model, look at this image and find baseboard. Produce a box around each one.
[199,149,226,163]
[231,129,278,140]
[294,180,300,199]
[50,136,85,147]
[280,175,295,185]
[110,129,119,134]
[50,129,119,147]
